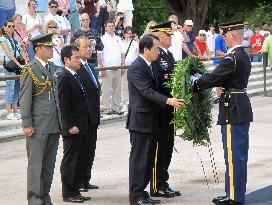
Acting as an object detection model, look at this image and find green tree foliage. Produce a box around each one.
[132,0,170,35]
[232,3,272,28]
[205,0,272,28]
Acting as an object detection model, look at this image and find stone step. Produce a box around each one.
[0,89,5,99]
[247,85,272,97]
[0,99,5,109]
[0,119,22,131]
[249,73,272,82]
[0,128,24,142]
[248,79,272,90]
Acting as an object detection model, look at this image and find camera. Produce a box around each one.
[118,16,125,21]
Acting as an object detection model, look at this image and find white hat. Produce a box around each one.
[184,19,193,26]
[199,30,206,35]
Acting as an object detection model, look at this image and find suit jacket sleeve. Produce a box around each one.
[130,68,168,108]
[58,75,75,129]
[196,56,235,90]
[20,71,34,127]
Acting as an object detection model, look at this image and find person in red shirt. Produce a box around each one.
[194,30,211,60]
[250,26,265,62]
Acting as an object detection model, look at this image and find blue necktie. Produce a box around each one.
[74,73,85,93]
[84,63,98,89]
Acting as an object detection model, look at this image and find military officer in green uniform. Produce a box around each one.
[20,34,61,205]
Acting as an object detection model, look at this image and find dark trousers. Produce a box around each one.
[82,125,98,184]
[95,7,109,36]
[129,130,157,204]
[60,134,88,198]
[150,106,174,193]
[221,123,250,204]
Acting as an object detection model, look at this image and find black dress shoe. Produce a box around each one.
[78,194,91,201]
[212,195,228,204]
[150,187,175,198]
[79,186,88,192]
[135,199,155,205]
[214,196,243,205]
[63,196,84,203]
[167,187,181,196]
[84,182,99,189]
[145,197,161,204]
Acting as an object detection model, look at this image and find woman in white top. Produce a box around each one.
[22,0,43,60]
[121,26,139,111]
[44,20,64,69]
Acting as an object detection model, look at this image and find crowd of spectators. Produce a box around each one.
[0,0,137,119]
[0,0,272,120]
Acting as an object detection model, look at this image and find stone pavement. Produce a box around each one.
[0,96,272,205]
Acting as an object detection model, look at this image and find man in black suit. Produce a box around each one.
[127,34,183,205]
[74,36,100,191]
[149,22,181,198]
[58,45,91,203]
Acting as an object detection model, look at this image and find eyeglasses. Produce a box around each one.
[7,25,15,28]
[187,25,193,27]
[200,34,206,36]
[30,4,37,7]
[48,26,57,29]
[50,5,58,8]
[244,24,249,25]
[81,19,89,21]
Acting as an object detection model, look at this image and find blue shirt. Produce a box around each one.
[0,35,21,62]
[70,0,76,12]
[182,31,195,59]
[36,0,48,12]
[213,35,227,64]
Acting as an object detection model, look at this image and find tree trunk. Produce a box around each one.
[165,0,209,33]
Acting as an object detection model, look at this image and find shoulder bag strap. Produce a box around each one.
[125,39,133,58]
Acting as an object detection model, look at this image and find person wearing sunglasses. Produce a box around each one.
[44,0,71,44]
[22,0,44,61]
[45,20,65,70]
[0,20,27,120]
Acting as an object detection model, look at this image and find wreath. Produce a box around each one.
[166,56,213,146]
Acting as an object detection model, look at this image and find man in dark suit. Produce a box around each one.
[127,34,183,205]
[58,45,91,203]
[190,20,253,205]
[149,22,181,198]
[74,36,100,191]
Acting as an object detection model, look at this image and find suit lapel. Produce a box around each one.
[64,69,84,94]
[138,57,155,82]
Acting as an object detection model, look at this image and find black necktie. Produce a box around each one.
[74,73,85,93]
[148,64,154,76]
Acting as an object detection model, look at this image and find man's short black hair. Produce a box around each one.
[61,45,79,64]
[48,0,58,7]
[139,34,159,54]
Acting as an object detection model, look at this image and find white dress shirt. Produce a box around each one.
[101,32,122,67]
[168,30,184,61]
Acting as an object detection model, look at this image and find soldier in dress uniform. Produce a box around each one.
[148,21,181,198]
[190,20,253,205]
[20,34,61,205]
